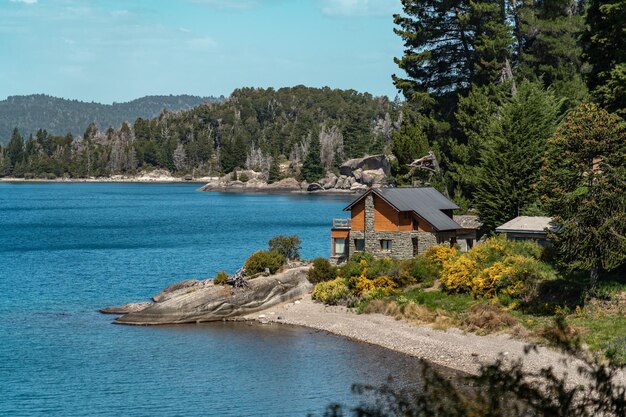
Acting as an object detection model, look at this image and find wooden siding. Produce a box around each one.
[373,195,399,231]
[399,211,413,231]
[351,199,365,231]
[414,213,434,232]
[331,229,350,239]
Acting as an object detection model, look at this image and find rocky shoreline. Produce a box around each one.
[101,267,626,387]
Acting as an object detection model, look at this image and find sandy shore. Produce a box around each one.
[243,295,626,387]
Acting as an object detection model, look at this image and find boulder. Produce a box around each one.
[352,168,363,181]
[339,154,391,177]
[350,183,368,191]
[114,267,313,325]
[360,168,386,186]
[321,173,338,189]
[307,183,323,192]
[266,177,302,191]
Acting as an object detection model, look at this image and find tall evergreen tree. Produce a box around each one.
[6,128,25,173]
[540,103,626,288]
[301,135,324,182]
[581,0,626,117]
[475,82,559,232]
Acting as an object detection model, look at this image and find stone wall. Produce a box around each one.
[416,231,438,255]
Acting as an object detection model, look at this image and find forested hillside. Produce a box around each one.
[0,94,222,143]
[0,86,398,178]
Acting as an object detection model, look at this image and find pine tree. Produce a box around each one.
[6,128,25,174]
[300,135,324,182]
[581,0,626,117]
[540,103,626,288]
[475,82,559,232]
[268,157,281,184]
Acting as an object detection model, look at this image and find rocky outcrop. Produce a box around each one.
[114,267,312,325]
[199,171,305,192]
[200,154,392,194]
[339,154,391,177]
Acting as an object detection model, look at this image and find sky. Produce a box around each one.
[0,0,404,103]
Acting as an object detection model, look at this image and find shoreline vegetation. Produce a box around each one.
[103,233,626,390]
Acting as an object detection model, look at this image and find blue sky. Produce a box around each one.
[1,0,403,103]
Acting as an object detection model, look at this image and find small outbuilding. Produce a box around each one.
[495,216,555,245]
[453,215,482,252]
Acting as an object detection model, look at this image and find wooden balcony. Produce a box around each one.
[332,218,351,229]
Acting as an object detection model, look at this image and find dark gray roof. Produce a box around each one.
[344,187,461,231]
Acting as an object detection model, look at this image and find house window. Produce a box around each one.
[354,239,365,252]
[334,238,346,256]
[380,239,392,251]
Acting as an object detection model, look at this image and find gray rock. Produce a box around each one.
[307,183,324,192]
[350,183,368,191]
[353,168,363,181]
[100,302,153,314]
[339,154,391,177]
[152,279,203,303]
[348,177,356,186]
[115,267,313,325]
[360,168,386,186]
[322,173,338,189]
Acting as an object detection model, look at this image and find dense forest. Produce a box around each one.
[0,94,222,143]
[0,86,398,179]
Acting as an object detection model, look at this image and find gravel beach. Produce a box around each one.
[245,295,626,387]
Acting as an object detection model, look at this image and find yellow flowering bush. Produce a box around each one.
[354,274,397,297]
[424,245,458,267]
[439,237,555,303]
[440,256,477,293]
[312,278,350,304]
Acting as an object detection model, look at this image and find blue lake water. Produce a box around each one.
[0,183,425,417]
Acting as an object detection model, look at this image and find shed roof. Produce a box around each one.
[495,216,555,234]
[344,187,461,231]
[453,215,482,230]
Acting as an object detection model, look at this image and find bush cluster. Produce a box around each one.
[244,250,285,275]
[440,236,554,303]
[213,271,229,285]
[311,278,350,304]
[311,254,440,305]
[308,257,337,283]
[268,235,301,260]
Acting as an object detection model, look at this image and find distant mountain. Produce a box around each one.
[0,94,223,143]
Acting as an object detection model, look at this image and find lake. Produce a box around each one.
[0,183,426,416]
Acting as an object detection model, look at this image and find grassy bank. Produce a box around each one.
[308,237,626,364]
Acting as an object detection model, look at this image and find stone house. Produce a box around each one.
[330,187,462,262]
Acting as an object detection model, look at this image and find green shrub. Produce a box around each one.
[238,173,249,182]
[244,250,285,275]
[400,256,439,287]
[308,257,337,283]
[312,278,350,305]
[268,235,302,260]
[213,271,229,285]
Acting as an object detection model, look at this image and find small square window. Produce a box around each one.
[380,239,392,251]
[354,239,365,251]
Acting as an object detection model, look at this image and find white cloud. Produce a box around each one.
[321,0,400,17]
[9,0,38,4]
[187,36,218,50]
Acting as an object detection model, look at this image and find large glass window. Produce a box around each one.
[334,238,346,256]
